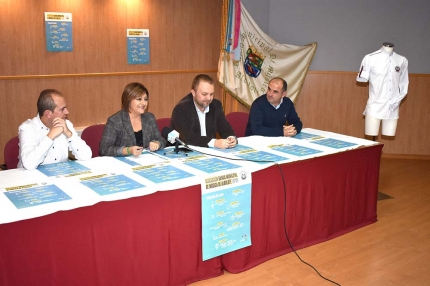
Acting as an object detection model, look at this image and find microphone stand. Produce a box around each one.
[163,141,189,156]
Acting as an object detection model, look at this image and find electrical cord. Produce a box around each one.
[182,145,341,286]
[274,162,341,286]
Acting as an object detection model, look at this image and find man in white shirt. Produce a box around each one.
[18,89,92,170]
[357,42,409,136]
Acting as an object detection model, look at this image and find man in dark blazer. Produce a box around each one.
[171,74,237,148]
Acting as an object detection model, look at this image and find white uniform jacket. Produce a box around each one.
[357,48,408,119]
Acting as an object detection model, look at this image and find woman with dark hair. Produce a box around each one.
[100,82,166,156]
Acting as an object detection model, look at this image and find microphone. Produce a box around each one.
[161,127,187,146]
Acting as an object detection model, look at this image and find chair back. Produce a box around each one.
[81,124,105,158]
[156,118,171,134]
[4,136,19,169]
[226,112,249,138]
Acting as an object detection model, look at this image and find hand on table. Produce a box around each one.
[283,124,297,137]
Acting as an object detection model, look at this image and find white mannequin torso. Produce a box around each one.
[357,42,409,136]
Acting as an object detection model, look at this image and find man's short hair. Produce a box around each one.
[37,89,63,117]
[121,82,149,111]
[270,77,288,92]
[191,74,214,91]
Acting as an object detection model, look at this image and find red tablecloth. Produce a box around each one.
[0,145,382,285]
[0,185,223,286]
[222,145,383,272]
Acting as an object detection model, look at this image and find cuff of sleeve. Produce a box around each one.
[208,139,216,148]
[356,71,369,82]
[117,147,125,156]
[66,132,76,143]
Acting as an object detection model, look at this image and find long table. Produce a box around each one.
[222,144,383,273]
[0,130,383,285]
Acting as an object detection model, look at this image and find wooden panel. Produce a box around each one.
[223,72,430,157]
[296,72,430,156]
[0,72,220,164]
[0,0,222,164]
[0,0,221,76]
[1,0,429,163]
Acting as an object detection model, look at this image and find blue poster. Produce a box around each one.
[37,161,91,177]
[202,170,252,260]
[293,132,324,140]
[133,164,194,183]
[115,156,141,166]
[235,150,288,164]
[311,138,357,149]
[183,157,241,173]
[80,174,145,196]
[268,144,323,157]
[215,144,255,153]
[4,184,71,209]
[44,12,73,52]
[127,29,150,64]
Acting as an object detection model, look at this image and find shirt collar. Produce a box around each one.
[270,97,284,110]
[194,102,210,114]
[380,47,393,56]
[35,114,49,130]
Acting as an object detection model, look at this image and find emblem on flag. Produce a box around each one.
[218,1,317,107]
[244,45,265,78]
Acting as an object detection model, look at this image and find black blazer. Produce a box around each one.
[170,93,235,147]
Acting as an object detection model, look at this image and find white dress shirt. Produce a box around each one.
[194,103,216,147]
[193,103,235,147]
[357,48,409,120]
[18,115,92,170]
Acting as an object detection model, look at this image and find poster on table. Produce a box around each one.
[37,161,91,177]
[201,168,252,260]
[235,149,289,164]
[44,12,73,52]
[132,163,195,184]
[127,29,150,64]
[79,173,146,196]
[3,183,71,209]
[268,144,323,157]
[182,155,241,174]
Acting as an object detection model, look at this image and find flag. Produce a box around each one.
[218,1,317,107]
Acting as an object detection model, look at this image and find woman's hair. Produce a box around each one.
[121,82,149,111]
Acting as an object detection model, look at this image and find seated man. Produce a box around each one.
[18,89,92,170]
[171,74,237,149]
[245,77,302,137]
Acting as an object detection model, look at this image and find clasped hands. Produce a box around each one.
[283,124,297,137]
[48,118,72,140]
[215,136,237,149]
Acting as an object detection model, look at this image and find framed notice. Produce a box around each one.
[127,29,150,64]
[44,12,73,52]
